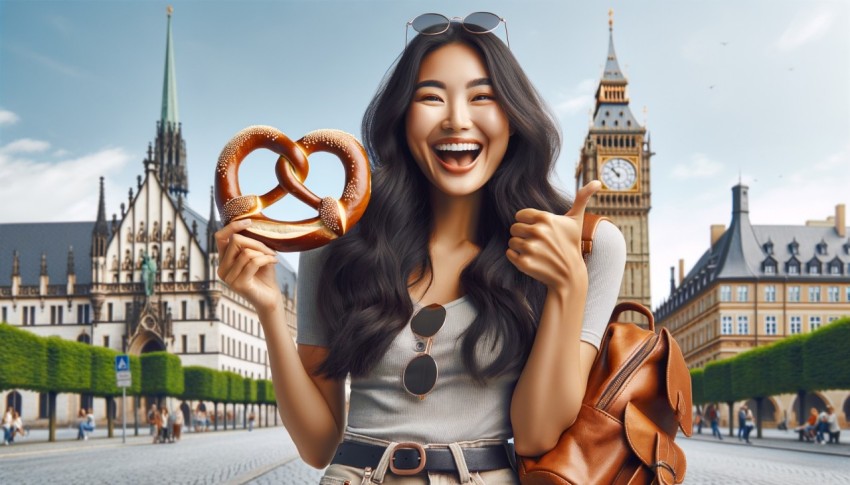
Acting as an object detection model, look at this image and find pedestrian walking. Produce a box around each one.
[707,403,722,440]
[172,407,183,442]
[743,407,755,444]
[694,407,703,435]
[248,411,255,432]
[737,404,747,441]
[147,404,158,436]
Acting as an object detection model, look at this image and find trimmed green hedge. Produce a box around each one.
[225,371,245,403]
[212,371,230,403]
[243,378,258,404]
[140,351,184,397]
[183,366,218,401]
[0,323,47,391]
[46,337,92,393]
[803,317,850,390]
[690,368,704,405]
[768,333,807,395]
[731,345,772,399]
[704,359,736,403]
[257,379,275,405]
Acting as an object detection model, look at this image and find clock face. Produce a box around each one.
[601,158,637,190]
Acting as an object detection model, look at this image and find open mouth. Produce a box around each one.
[433,142,482,171]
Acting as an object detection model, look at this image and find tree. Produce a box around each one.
[45,337,92,441]
[140,352,184,404]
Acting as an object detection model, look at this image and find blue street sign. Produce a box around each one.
[115,355,130,372]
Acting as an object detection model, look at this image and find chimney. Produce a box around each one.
[711,224,726,246]
[678,259,685,285]
[837,204,846,237]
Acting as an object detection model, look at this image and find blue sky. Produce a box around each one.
[1,0,848,307]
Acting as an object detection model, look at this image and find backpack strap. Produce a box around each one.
[581,213,611,259]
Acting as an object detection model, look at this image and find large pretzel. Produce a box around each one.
[214,125,371,252]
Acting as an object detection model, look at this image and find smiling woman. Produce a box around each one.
[214,13,626,484]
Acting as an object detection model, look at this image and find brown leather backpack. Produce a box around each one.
[517,215,693,485]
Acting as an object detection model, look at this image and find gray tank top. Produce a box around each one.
[296,221,626,443]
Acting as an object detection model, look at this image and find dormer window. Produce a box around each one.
[786,258,800,275]
[807,258,821,275]
[762,258,777,274]
[816,240,828,256]
[763,240,774,255]
[843,240,850,255]
[788,240,800,255]
[829,257,843,275]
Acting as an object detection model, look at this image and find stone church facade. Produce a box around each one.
[0,9,296,425]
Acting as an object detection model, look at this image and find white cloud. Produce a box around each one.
[0,138,51,154]
[671,153,724,179]
[777,7,833,51]
[0,109,20,126]
[0,147,131,222]
[554,78,596,117]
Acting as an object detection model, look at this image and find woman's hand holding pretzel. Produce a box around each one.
[215,220,282,312]
[506,181,602,292]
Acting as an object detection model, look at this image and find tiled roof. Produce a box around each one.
[0,222,101,286]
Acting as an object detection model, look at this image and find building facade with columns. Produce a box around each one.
[0,10,296,425]
[655,184,850,427]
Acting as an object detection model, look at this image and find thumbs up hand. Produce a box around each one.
[506,181,601,290]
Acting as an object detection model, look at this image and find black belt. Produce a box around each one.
[331,440,514,476]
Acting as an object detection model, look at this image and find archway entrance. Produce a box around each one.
[5,391,22,415]
[790,392,828,425]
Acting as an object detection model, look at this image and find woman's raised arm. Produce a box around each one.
[215,221,345,467]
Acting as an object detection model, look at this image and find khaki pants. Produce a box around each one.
[320,433,519,485]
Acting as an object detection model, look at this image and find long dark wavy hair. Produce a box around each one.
[316,25,570,381]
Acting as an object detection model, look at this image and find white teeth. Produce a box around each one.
[434,143,481,151]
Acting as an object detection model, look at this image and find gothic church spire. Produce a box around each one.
[155,6,189,199]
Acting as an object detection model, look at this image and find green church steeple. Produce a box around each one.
[161,5,179,127]
[153,5,188,199]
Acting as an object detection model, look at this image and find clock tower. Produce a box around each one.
[576,11,653,321]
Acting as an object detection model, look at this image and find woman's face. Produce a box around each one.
[405,42,511,198]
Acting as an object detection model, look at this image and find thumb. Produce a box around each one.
[566,180,602,218]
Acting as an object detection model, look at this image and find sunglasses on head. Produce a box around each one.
[405,12,510,49]
[402,303,447,400]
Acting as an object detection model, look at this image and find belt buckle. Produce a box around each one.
[389,442,427,476]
